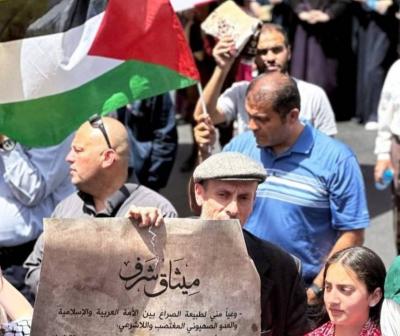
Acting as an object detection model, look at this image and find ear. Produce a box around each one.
[101,149,117,168]
[287,45,291,62]
[194,182,205,207]
[287,108,300,124]
[368,287,383,307]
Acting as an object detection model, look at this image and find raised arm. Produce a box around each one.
[193,36,237,125]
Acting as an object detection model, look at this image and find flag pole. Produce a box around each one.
[196,82,208,116]
[196,82,212,155]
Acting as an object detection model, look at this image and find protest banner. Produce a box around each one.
[31,218,261,335]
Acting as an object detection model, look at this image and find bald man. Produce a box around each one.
[24,116,177,296]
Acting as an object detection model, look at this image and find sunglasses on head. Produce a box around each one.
[88,114,112,149]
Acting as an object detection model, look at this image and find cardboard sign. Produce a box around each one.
[201,0,261,51]
[31,218,261,335]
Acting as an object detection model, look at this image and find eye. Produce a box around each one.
[324,283,332,291]
[271,46,284,54]
[256,49,268,56]
[339,285,354,295]
[239,194,251,202]
[217,191,227,199]
[250,115,270,124]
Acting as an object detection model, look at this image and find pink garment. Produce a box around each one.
[305,319,381,336]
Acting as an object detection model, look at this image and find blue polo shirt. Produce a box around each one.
[224,124,369,284]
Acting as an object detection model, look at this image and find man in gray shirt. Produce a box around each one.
[194,23,337,137]
[24,116,176,296]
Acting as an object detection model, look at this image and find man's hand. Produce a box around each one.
[125,206,164,227]
[194,115,216,159]
[306,287,319,305]
[212,36,237,70]
[374,159,394,183]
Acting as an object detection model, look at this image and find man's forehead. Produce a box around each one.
[207,179,258,190]
[72,127,94,146]
[257,30,286,48]
[245,93,273,112]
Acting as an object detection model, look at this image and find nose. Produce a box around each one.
[225,199,239,218]
[325,288,340,305]
[264,50,276,63]
[65,149,74,163]
[248,117,258,131]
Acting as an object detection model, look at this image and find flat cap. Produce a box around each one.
[193,152,266,183]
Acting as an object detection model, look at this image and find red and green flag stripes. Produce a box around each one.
[0,0,199,147]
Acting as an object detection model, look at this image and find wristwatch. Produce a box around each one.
[309,283,323,298]
[0,138,16,152]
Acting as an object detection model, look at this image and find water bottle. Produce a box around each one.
[375,169,394,190]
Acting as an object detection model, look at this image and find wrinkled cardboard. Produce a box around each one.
[201,0,261,51]
[31,218,261,335]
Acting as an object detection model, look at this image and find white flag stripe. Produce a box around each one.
[170,0,216,11]
[0,12,122,104]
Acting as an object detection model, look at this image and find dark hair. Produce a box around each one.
[246,73,300,120]
[324,246,386,324]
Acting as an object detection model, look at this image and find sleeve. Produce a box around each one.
[147,93,178,190]
[311,88,337,136]
[374,63,399,160]
[329,155,370,230]
[217,82,247,124]
[23,233,44,297]
[1,135,72,207]
[324,0,351,19]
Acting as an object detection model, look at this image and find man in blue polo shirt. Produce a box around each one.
[196,72,369,305]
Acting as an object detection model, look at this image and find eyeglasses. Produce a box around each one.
[88,114,112,149]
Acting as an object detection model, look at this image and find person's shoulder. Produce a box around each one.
[389,59,400,72]
[222,81,249,96]
[295,78,326,96]
[385,59,400,81]
[312,126,355,159]
[225,131,256,148]
[53,192,80,216]
[243,230,299,271]
[122,183,177,216]
[229,80,250,90]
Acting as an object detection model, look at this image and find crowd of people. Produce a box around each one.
[1,0,400,335]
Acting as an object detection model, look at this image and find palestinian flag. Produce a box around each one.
[0,0,199,147]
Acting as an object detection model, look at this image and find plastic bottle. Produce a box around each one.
[375,169,394,190]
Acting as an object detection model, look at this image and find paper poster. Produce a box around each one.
[31,218,261,335]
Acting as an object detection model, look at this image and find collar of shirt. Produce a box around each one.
[263,122,315,158]
[78,185,134,217]
[290,122,315,155]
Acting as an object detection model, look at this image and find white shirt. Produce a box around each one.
[374,60,400,160]
[0,134,75,246]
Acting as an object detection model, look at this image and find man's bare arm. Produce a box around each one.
[307,229,365,303]
[193,36,237,125]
